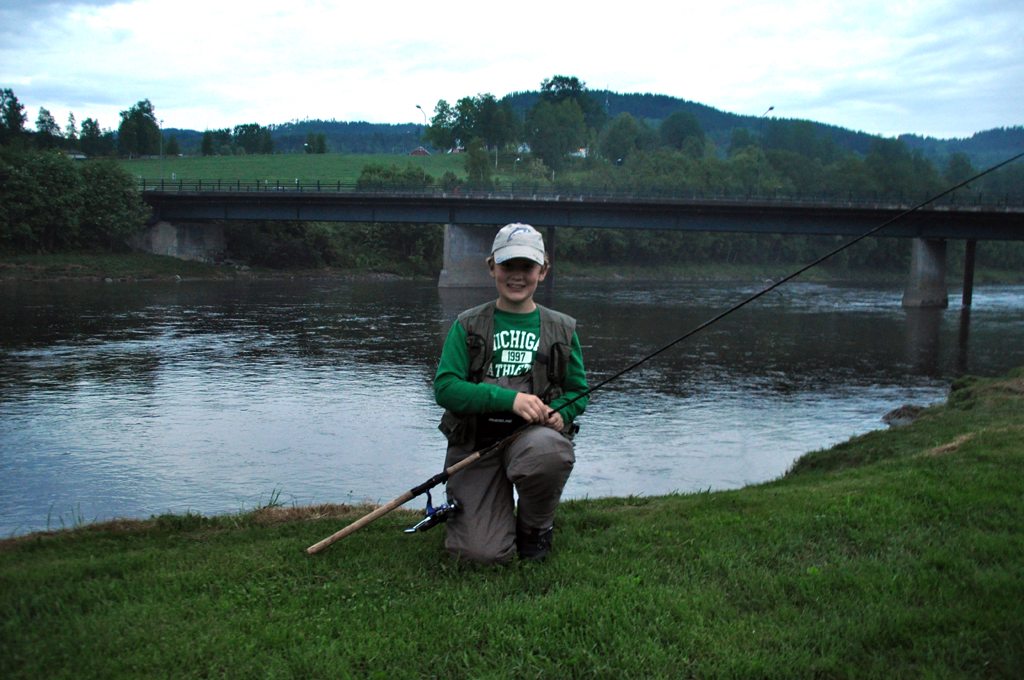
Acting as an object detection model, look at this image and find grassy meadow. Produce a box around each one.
[121,153,471,184]
[2,370,1023,678]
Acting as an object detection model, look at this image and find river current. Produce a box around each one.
[2,278,1022,536]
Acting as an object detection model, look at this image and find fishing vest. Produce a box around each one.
[438,300,577,445]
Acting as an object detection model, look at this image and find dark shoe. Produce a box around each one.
[517,526,553,561]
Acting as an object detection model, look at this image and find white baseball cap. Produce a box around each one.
[491,223,545,265]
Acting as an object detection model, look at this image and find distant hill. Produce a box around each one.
[165,91,1022,169]
[164,121,425,156]
[506,90,884,155]
[900,127,1024,170]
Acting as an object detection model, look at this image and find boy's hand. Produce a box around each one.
[512,393,551,424]
[544,412,565,432]
[511,393,565,432]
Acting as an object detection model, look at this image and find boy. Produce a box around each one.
[434,223,589,564]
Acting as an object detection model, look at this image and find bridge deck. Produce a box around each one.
[142,189,1024,241]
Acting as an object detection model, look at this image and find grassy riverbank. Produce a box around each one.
[3,251,1023,284]
[2,371,1023,678]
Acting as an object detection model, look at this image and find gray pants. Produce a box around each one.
[444,421,575,564]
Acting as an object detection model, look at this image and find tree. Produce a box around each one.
[0,88,27,145]
[464,138,493,186]
[423,99,457,152]
[78,161,150,249]
[117,100,160,157]
[233,123,274,154]
[526,99,587,171]
[601,113,650,162]
[944,152,974,185]
[66,112,78,143]
[660,111,703,151]
[201,130,215,156]
[80,118,115,157]
[314,132,327,154]
[165,134,181,156]
[0,152,82,251]
[35,107,61,149]
[728,128,755,156]
[539,75,606,132]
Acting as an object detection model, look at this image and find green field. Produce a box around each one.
[2,370,1023,678]
[121,153,475,184]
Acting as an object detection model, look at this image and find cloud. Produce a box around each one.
[0,0,1020,138]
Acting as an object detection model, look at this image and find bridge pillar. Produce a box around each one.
[902,238,948,308]
[438,223,498,288]
[128,221,226,263]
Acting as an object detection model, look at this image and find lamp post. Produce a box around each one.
[415,104,427,182]
[757,106,773,197]
[159,118,164,180]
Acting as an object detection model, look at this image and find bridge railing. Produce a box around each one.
[137,178,1024,209]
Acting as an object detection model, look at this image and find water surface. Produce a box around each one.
[2,278,1021,536]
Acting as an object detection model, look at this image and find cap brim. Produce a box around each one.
[493,245,545,265]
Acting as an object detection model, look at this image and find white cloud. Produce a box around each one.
[0,0,1020,137]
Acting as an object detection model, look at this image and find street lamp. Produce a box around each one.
[757,106,774,197]
[415,104,427,182]
[159,118,164,180]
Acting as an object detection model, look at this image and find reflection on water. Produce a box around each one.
[2,279,1022,537]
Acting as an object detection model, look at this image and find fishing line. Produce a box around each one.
[551,149,1024,415]
[306,150,1024,554]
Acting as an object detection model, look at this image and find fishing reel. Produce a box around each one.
[404,490,459,534]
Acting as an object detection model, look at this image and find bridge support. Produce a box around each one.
[438,224,498,288]
[128,221,226,263]
[902,238,948,308]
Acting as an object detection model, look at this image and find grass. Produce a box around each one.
[2,370,1023,678]
[121,153,469,184]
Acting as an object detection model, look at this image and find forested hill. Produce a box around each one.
[507,90,884,155]
[900,127,1024,170]
[164,121,424,156]
[163,90,1022,167]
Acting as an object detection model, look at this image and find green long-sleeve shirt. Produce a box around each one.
[434,307,589,425]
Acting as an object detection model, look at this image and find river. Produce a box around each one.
[2,278,1022,537]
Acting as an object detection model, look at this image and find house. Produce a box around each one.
[409,146,431,156]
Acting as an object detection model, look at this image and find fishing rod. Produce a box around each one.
[306,151,1024,555]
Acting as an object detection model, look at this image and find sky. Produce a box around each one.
[1,0,1021,140]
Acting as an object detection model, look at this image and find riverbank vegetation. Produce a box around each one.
[2,369,1022,677]
[4,79,1023,279]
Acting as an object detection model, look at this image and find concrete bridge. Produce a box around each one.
[137,184,1024,308]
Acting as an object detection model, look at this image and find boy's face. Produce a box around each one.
[489,257,547,311]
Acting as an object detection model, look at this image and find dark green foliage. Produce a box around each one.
[0,151,82,251]
[424,94,519,153]
[0,88,27,146]
[78,161,151,249]
[0,151,147,253]
[304,130,327,154]
[539,75,606,133]
[660,111,703,151]
[355,163,433,191]
[944,151,974,184]
[464,138,493,187]
[526,99,587,171]
[33,107,60,150]
[234,123,274,154]
[79,118,116,157]
[222,219,444,276]
[600,113,657,162]
[201,130,214,156]
[163,134,180,156]
[117,100,161,157]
